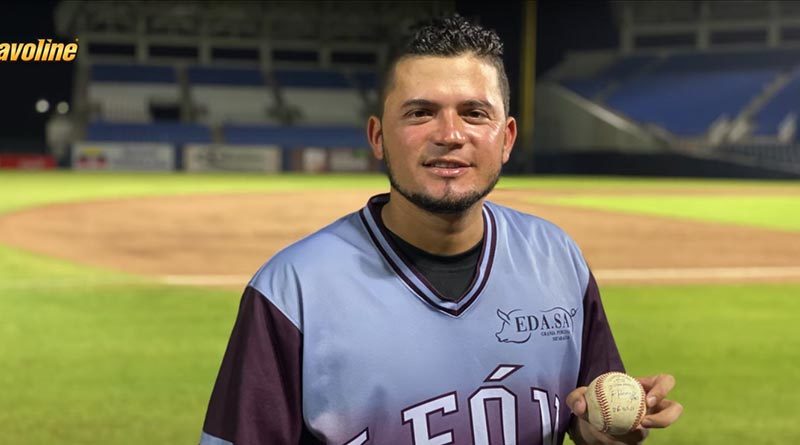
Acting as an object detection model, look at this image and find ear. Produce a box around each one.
[367,116,384,160]
[501,116,517,164]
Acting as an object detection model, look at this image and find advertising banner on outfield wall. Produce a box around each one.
[183,144,281,172]
[0,154,56,170]
[329,148,376,172]
[72,142,175,171]
[287,147,379,172]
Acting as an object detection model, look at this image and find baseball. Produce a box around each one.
[585,372,647,435]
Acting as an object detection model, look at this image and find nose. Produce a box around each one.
[433,110,467,148]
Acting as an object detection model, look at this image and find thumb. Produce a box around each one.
[566,387,588,417]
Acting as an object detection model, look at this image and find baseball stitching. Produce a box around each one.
[594,372,613,433]
[633,379,647,431]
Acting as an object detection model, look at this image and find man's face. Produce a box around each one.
[368,54,517,214]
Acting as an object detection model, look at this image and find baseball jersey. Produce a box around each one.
[200,193,624,445]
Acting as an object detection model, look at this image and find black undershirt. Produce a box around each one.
[386,229,483,303]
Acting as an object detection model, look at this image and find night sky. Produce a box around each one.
[0,0,616,148]
[0,1,72,145]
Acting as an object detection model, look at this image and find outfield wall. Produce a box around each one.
[527,151,800,179]
[69,142,380,173]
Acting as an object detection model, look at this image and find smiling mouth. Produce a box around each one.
[423,160,471,169]
[423,159,471,178]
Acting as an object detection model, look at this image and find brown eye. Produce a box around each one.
[407,109,432,119]
[466,110,488,119]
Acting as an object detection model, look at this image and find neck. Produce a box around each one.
[381,189,485,256]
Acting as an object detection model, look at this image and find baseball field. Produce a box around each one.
[1,171,798,444]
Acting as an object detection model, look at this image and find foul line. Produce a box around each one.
[595,266,800,281]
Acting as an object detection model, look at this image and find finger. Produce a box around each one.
[609,427,649,443]
[583,420,648,445]
[566,387,588,417]
[640,399,684,428]
[637,374,676,408]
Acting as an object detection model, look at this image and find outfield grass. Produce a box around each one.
[1,172,798,444]
[5,170,796,214]
[600,283,800,445]
[0,242,237,443]
[533,195,800,232]
[0,171,388,214]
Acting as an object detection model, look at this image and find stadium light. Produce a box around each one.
[35,99,50,113]
[56,101,70,114]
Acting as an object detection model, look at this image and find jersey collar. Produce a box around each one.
[359,193,497,317]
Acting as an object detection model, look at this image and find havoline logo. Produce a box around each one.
[0,39,79,62]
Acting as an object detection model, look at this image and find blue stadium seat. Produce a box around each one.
[223,124,367,148]
[86,122,212,144]
[755,74,800,136]
[272,69,366,125]
[562,79,608,99]
[187,66,265,86]
[273,69,351,89]
[660,49,800,72]
[560,55,658,98]
[606,69,777,136]
[91,64,176,83]
[559,49,800,136]
[352,71,379,91]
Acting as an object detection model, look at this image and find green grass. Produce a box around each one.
[499,175,800,190]
[0,242,241,443]
[2,172,799,444]
[533,195,800,232]
[596,283,800,445]
[0,171,388,214]
[0,283,239,444]
[3,170,797,215]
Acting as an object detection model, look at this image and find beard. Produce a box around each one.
[383,144,501,215]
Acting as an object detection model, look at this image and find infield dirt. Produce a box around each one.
[1,188,799,285]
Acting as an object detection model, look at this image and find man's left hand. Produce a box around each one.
[566,373,683,445]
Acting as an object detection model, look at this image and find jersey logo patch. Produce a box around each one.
[495,307,577,344]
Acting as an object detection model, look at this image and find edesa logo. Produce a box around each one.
[496,307,578,344]
[0,39,79,62]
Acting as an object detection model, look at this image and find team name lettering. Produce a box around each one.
[345,365,560,445]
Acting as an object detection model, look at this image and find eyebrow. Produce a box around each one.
[400,98,496,110]
[400,99,439,110]
[461,99,495,110]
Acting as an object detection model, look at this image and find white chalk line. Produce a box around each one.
[597,266,800,281]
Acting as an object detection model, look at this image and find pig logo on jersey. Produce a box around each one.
[495,307,577,344]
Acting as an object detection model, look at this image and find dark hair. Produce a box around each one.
[377,14,510,118]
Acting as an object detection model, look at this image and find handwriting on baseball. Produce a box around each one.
[609,382,640,401]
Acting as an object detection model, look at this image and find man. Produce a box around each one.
[200,15,682,445]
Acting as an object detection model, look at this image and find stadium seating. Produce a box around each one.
[83,62,375,148]
[561,55,659,99]
[351,70,379,108]
[605,69,776,136]
[718,143,800,166]
[188,66,279,125]
[274,69,366,125]
[86,122,212,144]
[222,124,367,148]
[754,73,800,136]
[88,64,179,123]
[559,49,800,137]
